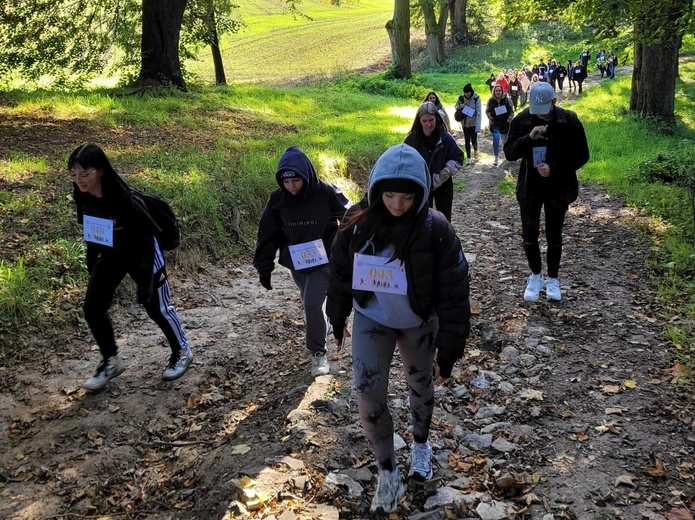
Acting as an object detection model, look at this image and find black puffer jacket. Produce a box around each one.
[327,208,471,376]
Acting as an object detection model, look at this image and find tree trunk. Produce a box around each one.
[204,1,226,85]
[138,0,187,90]
[632,0,691,128]
[637,40,678,127]
[420,0,447,65]
[386,0,411,78]
[629,38,642,112]
[449,0,468,44]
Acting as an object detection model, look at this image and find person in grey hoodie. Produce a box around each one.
[327,144,470,514]
[254,146,351,377]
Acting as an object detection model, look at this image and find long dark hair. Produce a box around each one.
[341,188,424,262]
[406,102,445,144]
[68,143,132,203]
[423,91,443,109]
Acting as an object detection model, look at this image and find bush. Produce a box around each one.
[634,143,695,234]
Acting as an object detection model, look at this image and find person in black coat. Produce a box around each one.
[404,102,463,221]
[327,143,470,513]
[69,143,192,391]
[503,82,589,302]
[572,61,588,93]
[253,146,351,377]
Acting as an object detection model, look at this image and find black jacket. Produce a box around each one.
[254,146,350,277]
[503,105,590,208]
[485,95,515,133]
[327,208,471,376]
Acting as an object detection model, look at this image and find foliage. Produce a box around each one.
[0,0,245,87]
[631,143,695,235]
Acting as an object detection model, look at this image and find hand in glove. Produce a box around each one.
[259,275,272,290]
[433,167,453,190]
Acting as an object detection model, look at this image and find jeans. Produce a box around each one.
[491,130,508,157]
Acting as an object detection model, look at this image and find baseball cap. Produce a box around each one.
[529,82,556,115]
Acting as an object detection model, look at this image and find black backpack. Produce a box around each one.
[131,189,181,251]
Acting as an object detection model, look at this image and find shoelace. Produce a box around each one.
[412,446,431,472]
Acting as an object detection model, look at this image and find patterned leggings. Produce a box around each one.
[351,311,437,471]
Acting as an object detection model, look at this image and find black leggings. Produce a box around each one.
[518,197,567,279]
[462,126,478,160]
[83,241,187,359]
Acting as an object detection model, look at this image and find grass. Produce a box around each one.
[1,15,695,378]
[188,0,394,84]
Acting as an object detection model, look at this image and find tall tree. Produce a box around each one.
[386,0,412,78]
[448,0,470,44]
[139,0,188,89]
[0,0,245,87]
[419,0,449,65]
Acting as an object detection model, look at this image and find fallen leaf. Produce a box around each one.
[532,472,540,484]
[518,389,544,401]
[615,474,637,487]
[623,379,638,389]
[648,378,662,385]
[665,507,694,520]
[605,407,625,415]
[595,421,622,435]
[643,458,667,478]
[187,395,200,409]
[662,363,689,384]
[602,385,621,394]
[231,444,251,455]
[470,305,482,315]
[569,432,589,442]
[79,408,90,417]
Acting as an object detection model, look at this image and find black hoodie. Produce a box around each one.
[253,146,350,277]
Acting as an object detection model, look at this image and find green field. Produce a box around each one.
[188,0,394,84]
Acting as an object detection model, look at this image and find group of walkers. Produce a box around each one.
[68,71,588,514]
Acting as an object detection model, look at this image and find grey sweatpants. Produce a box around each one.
[351,311,438,471]
[291,264,330,354]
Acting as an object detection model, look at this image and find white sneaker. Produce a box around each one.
[523,274,545,302]
[162,348,193,381]
[370,469,405,514]
[84,356,125,391]
[493,156,499,166]
[546,277,562,301]
[466,158,472,166]
[408,441,433,480]
[310,352,330,377]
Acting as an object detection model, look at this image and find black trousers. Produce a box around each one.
[83,240,187,359]
[462,126,478,160]
[428,177,453,222]
[518,196,567,279]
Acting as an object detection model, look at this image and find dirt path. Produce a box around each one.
[1,69,694,520]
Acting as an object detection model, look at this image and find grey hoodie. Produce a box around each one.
[367,143,431,214]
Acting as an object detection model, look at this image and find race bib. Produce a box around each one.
[511,86,518,91]
[462,105,475,117]
[494,105,508,116]
[533,146,547,168]
[83,215,114,247]
[288,239,329,270]
[559,73,565,77]
[352,253,407,295]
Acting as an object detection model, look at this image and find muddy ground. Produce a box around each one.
[1,70,694,520]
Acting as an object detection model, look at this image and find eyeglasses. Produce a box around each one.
[69,168,96,179]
